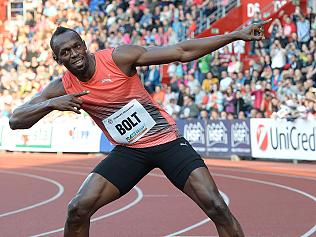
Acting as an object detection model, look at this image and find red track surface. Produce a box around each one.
[0,152,315,237]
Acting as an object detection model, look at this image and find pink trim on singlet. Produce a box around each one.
[61,48,179,148]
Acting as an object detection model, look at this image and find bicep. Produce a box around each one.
[134,45,183,66]
[113,44,183,68]
[23,79,66,107]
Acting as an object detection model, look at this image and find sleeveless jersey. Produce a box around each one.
[61,48,180,148]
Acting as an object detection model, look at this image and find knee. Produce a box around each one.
[66,196,92,224]
[205,198,231,223]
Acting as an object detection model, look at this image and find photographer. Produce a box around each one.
[271,40,286,69]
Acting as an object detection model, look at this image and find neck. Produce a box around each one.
[75,53,96,82]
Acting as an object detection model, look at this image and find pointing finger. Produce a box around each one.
[74,90,90,97]
[259,18,272,26]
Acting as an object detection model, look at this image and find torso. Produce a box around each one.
[61,49,180,148]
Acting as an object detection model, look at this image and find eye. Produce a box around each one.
[76,44,81,49]
[61,50,69,56]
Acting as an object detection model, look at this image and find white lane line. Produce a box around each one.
[0,170,64,218]
[210,167,316,181]
[214,173,316,237]
[301,225,316,237]
[144,194,177,198]
[176,235,216,237]
[147,173,230,237]
[163,190,229,237]
[28,168,143,237]
[151,171,316,237]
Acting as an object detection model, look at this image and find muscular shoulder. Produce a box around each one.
[42,78,66,99]
[112,45,147,76]
[24,78,66,106]
[113,45,146,61]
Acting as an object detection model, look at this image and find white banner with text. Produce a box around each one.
[251,118,316,160]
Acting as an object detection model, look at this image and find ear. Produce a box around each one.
[52,53,58,61]
[82,40,87,50]
[52,53,62,65]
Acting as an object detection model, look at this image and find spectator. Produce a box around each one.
[220,111,228,120]
[271,68,283,91]
[260,89,273,117]
[219,71,232,91]
[199,109,209,121]
[234,90,245,117]
[165,98,181,119]
[271,40,286,69]
[224,86,235,114]
[179,95,199,119]
[238,111,246,120]
[210,109,219,120]
[201,72,219,92]
[297,14,311,48]
[152,85,165,105]
[251,83,265,110]
[144,65,160,93]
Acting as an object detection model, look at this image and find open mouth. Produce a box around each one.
[72,58,84,67]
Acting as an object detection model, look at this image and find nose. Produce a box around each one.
[70,48,78,58]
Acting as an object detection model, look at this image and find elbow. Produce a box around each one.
[9,116,29,130]
[9,116,19,130]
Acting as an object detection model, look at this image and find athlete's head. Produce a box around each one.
[50,26,89,74]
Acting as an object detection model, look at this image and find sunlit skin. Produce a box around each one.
[51,31,96,82]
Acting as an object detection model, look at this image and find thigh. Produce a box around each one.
[183,167,225,211]
[92,146,154,196]
[156,137,207,191]
[71,173,120,215]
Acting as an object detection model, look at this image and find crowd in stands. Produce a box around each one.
[0,0,316,123]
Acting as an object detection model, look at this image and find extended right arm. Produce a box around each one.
[9,79,88,130]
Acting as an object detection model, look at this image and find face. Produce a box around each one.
[52,31,89,74]
[236,91,241,98]
[221,111,227,119]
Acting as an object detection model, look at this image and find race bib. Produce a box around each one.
[102,99,156,144]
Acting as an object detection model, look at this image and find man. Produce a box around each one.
[296,13,311,48]
[9,19,270,237]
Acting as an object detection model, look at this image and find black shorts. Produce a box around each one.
[92,137,206,196]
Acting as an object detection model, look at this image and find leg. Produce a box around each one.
[183,167,244,237]
[64,146,154,237]
[64,173,120,237]
[152,137,243,236]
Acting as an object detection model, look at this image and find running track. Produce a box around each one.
[0,153,315,237]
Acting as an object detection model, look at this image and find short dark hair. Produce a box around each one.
[50,26,81,51]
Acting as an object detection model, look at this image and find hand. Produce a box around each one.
[48,91,90,114]
[235,19,272,41]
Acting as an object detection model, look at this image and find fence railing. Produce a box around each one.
[194,0,241,35]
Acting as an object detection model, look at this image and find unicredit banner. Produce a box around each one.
[251,118,316,160]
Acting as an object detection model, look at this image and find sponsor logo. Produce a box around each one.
[256,123,316,152]
[256,124,268,151]
[231,121,250,147]
[126,125,147,143]
[100,74,112,83]
[184,122,205,144]
[207,122,227,146]
[269,126,316,151]
[101,78,112,83]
